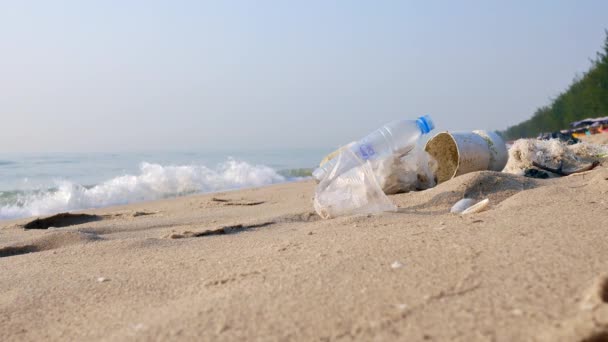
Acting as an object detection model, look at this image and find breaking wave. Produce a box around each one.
[0,160,289,220]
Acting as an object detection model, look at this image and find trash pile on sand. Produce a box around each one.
[312,116,507,218]
[503,139,608,178]
[311,116,608,219]
[312,116,438,219]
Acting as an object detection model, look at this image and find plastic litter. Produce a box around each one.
[369,143,438,195]
[313,115,435,182]
[312,117,512,219]
[312,116,435,219]
[313,148,396,219]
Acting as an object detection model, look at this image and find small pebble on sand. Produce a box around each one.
[396,303,408,311]
[97,277,110,283]
[391,261,404,269]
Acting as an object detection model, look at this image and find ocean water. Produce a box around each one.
[0,149,329,220]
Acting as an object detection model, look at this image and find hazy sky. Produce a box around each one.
[1,0,607,152]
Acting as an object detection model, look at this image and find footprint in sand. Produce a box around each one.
[165,222,275,239]
[23,213,102,229]
[210,198,266,206]
[0,231,103,258]
[164,211,320,239]
[537,275,608,342]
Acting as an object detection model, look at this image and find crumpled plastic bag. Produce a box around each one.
[313,148,397,219]
[370,144,437,194]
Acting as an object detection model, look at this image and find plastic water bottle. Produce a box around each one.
[313,115,435,181]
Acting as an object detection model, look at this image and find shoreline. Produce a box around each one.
[0,176,311,223]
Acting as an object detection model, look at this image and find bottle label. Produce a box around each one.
[358,144,376,160]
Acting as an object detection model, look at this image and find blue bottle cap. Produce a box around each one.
[416,115,435,134]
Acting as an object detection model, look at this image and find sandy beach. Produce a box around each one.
[2,1,607,340]
[2,151,608,341]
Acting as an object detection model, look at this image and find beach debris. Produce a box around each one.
[391,261,404,269]
[314,142,437,196]
[504,139,608,178]
[537,131,580,145]
[532,160,600,176]
[369,144,438,194]
[312,116,437,218]
[23,213,102,230]
[450,198,477,214]
[97,277,110,283]
[312,115,434,183]
[425,130,508,184]
[461,199,490,215]
[314,128,509,220]
[313,149,397,219]
[524,168,551,179]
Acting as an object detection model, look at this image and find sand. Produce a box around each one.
[2,163,608,341]
[581,132,608,145]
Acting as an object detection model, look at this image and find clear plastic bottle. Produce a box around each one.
[313,115,435,181]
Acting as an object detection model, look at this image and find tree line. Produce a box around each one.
[500,31,608,140]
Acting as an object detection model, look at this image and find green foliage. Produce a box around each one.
[501,31,608,140]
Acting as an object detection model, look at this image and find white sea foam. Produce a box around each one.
[0,160,286,220]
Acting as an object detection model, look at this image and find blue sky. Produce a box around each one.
[1,0,607,152]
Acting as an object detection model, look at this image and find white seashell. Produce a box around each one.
[461,199,490,215]
[450,198,477,214]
